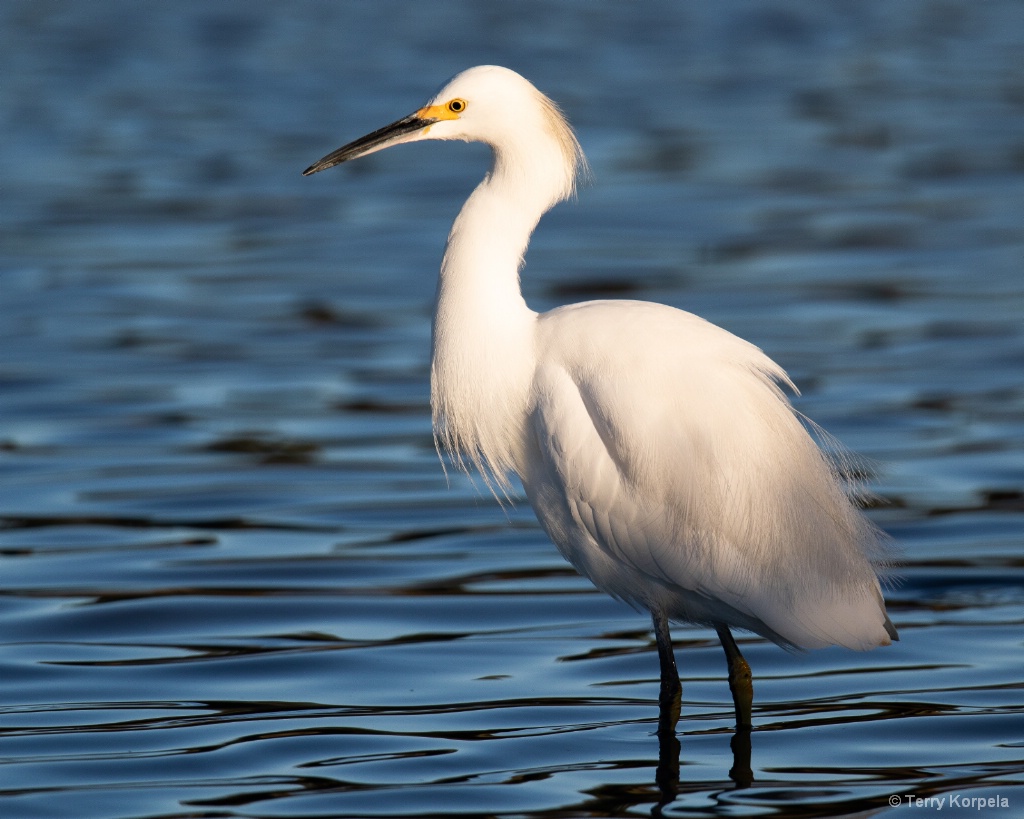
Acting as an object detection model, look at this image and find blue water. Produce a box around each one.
[2,2,1023,817]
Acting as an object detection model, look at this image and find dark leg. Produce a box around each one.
[651,610,681,812]
[715,624,753,729]
[651,610,681,735]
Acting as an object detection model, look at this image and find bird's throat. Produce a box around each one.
[429,175,540,488]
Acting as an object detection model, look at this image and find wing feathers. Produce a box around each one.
[525,301,893,650]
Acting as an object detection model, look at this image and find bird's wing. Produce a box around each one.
[527,301,890,648]
[529,308,770,605]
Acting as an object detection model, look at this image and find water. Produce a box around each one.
[2,2,1023,816]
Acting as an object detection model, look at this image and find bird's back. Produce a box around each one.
[522,299,896,650]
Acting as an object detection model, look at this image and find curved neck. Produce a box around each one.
[429,149,559,484]
[436,150,558,319]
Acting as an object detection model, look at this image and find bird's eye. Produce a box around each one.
[447,98,467,114]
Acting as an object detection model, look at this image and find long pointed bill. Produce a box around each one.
[302,112,437,176]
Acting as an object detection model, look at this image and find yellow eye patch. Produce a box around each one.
[417,98,467,121]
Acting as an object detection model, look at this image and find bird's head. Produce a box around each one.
[303,65,586,202]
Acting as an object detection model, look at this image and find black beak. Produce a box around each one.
[302,113,435,176]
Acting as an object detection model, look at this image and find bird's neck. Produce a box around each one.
[430,158,553,488]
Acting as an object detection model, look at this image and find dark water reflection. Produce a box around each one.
[2,1,1023,816]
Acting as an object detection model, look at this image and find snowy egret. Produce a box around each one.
[304,65,897,730]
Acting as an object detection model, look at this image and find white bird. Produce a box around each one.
[304,65,897,730]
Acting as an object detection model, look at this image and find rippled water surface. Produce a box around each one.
[2,2,1023,817]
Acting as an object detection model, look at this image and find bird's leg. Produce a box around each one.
[715,624,753,729]
[651,610,681,736]
[650,610,681,809]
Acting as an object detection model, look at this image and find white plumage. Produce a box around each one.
[304,65,897,729]
[527,299,892,651]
